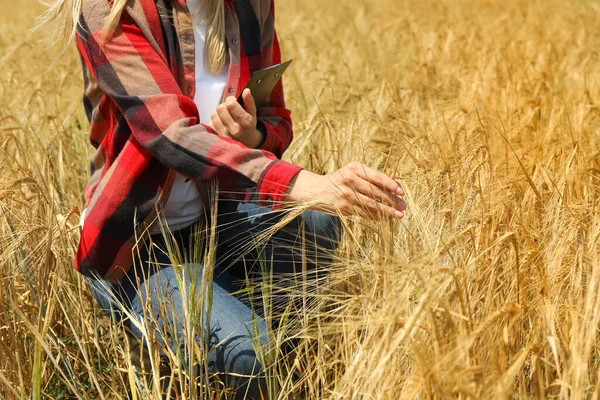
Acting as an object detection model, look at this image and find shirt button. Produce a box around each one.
[229,88,235,94]
[232,37,239,45]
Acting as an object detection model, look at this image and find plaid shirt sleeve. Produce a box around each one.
[76,1,302,207]
[257,0,292,158]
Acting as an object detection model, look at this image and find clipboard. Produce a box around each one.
[237,59,293,108]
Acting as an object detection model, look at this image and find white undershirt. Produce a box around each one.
[81,1,229,232]
[152,0,230,233]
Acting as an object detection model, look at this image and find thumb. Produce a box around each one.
[242,88,257,116]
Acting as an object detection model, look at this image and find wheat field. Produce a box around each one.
[2,0,600,398]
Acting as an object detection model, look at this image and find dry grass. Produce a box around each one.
[2,0,600,398]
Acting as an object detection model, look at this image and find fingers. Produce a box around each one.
[351,178,407,211]
[227,96,256,132]
[225,96,252,121]
[210,111,227,136]
[347,162,404,196]
[345,192,404,220]
[330,162,407,220]
[241,88,257,116]
[216,101,238,134]
[212,96,257,139]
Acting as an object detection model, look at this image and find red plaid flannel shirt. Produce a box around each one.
[76,0,302,282]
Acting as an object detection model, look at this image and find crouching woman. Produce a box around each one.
[41,0,407,397]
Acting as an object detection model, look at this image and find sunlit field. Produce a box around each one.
[2,0,600,398]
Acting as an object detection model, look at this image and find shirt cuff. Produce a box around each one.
[257,119,281,157]
[257,160,303,209]
[255,120,268,148]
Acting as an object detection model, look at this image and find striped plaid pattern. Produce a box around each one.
[76,0,301,282]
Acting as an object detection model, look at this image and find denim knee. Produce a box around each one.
[302,211,343,252]
[127,265,269,399]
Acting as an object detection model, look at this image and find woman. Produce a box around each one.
[42,0,407,397]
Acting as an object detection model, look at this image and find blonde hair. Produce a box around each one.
[37,0,227,75]
[194,1,227,75]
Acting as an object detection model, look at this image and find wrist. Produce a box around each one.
[255,120,267,148]
[245,128,264,149]
[284,170,321,203]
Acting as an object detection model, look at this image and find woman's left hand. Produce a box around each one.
[209,88,264,149]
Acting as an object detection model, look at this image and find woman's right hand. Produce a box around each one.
[284,162,407,220]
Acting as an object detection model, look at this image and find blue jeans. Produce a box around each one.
[87,201,341,399]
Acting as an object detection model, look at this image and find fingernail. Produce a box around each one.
[395,210,404,219]
[396,186,405,196]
